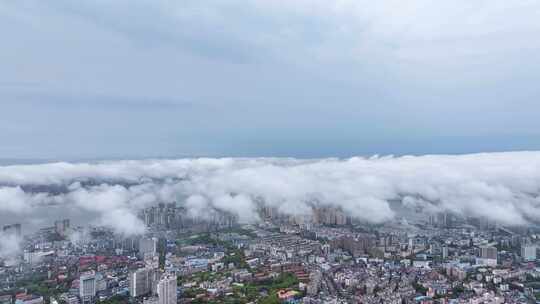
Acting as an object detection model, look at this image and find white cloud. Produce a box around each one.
[97,209,146,236]
[1,152,540,233]
[0,186,59,213]
[0,187,32,213]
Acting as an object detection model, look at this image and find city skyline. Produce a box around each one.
[2,2,540,303]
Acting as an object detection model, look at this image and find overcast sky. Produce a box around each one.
[1,1,540,160]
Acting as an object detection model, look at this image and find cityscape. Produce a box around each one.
[2,196,540,304]
[3,0,540,303]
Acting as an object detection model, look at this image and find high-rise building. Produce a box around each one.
[3,223,22,238]
[480,246,498,260]
[139,238,158,259]
[54,219,70,236]
[79,274,96,304]
[149,269,160,295]
[442,246,449,260]
[129,268,152,297]
[335,211,347,226]
[521,244,537,262]
[307,271,322,296]
[157,273,176,304]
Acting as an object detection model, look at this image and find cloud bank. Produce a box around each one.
[1,152,540,236]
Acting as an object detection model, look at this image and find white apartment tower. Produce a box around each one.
[129,268,152,297]
[521,244,537,262]
[79,274,96,304]
[157,273,176,304]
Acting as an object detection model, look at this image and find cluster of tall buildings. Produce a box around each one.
[138,203,177,228]
[429,212,507,230]
[130,236,176,304]
[74,236,176,304]
[428,212,455,228]
[261,205,350,226]
[328,234,376,257]
[138,203,237,231]
[128,268,176,304]
[312,207,349,226]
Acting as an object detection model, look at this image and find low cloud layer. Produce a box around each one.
[1,152,540,236]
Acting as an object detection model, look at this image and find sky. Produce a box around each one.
[1,1,540,159]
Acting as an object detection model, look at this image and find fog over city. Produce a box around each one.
[2,1,540,303]
[1,151,540,250]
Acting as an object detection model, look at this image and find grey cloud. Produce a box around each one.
[0,187,61,213]
[1,1,540,159]
[44,0,263,64]
[4,91,197,110]
[18,0,540,67]
[0,81,41,88]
